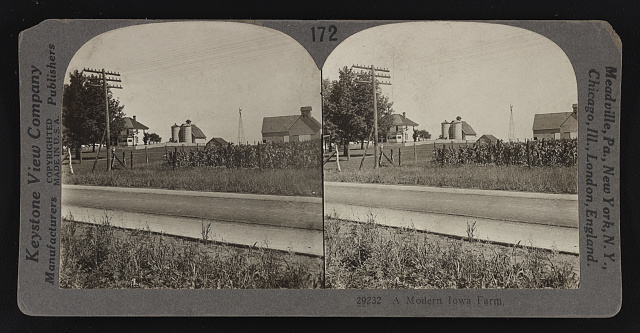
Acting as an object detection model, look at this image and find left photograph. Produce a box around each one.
[59,21,323,289]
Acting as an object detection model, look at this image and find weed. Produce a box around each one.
[324,217,579,289]
[65,166,322,197]
[466,220,477,242]
[60,218,323,289]
[201,222,212,242]
[325,164,577,194]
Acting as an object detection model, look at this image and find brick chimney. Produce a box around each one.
[300,106,312,118]
[402,112,406,118]
[133,115,137,122]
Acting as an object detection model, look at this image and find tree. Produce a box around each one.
[148,133,162,144]
[323,67,394,153]
[413,129,431,141]
[62,70,125,158]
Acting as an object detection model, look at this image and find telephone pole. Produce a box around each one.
[353,64,391,168]
[84,68,122,171]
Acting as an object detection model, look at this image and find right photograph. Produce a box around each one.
[322,22,580,289]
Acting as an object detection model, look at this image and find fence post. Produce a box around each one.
[173,147,177,170]
[398,147,402,166]
[122,150,126,166]
[67,147,74,175]
[414,142,417,162]
[145,146,149,165]
[335,144,341,172]
[390,148,394,162]
[258,143,263,171]
[527,139,532,168]
[130,151,134,169]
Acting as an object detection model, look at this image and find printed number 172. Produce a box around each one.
[311,25,338,42]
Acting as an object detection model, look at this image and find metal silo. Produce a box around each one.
[441,121,450,139]
[452,119,463,141]
[171,123,180,143]
[180,122,192,143]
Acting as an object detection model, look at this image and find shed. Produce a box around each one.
[477,134,498,145]
[206,137,228,147]
[262,106,321,143]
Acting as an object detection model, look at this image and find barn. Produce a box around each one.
[206,137,228,147]
[440,117,476,141]
[170,120,207,144]
[476,134,498,145]
[532,104,578,140]
[261,106,321,143]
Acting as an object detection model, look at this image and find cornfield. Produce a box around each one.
[433,139,577,167]
[165,140,321,169]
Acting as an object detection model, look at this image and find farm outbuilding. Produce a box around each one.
[206,137,228,147]
[385,112,419,143]
[477,134,498,145]
[261,106,321,143]
[117,115,149,147]
[170,120,207,144]
[532,104,578,140]
[440,117,476,141]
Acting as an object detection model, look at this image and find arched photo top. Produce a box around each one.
[65,21,321,145]
[322,21,578,142]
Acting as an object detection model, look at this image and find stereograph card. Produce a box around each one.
[17,20,621,316]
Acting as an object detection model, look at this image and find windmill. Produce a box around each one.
[237,107,245,145]
[508,104,516,142]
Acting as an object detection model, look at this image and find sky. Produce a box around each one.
[322,22,578,141]
[65,21,321,144]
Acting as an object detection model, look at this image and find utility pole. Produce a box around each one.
[84,68,122,171]
[352,64,391,168]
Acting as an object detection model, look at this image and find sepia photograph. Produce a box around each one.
[322,22,580,289]
[16,18,623,316]
[59,21,324,289]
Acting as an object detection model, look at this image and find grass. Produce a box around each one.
[324,164,577,194]
[324,217,579,289]
[60,215,323,289]
[64,164,322,197]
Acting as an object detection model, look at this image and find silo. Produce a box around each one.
[441,121,450,139]
[448,121,455,139]
[452,120,463,141]
[171,123,180,142]
[180,122,192,143]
